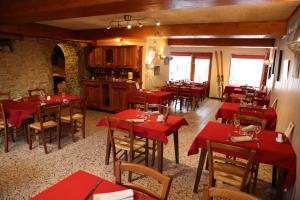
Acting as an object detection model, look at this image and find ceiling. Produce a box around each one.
[38,2,299,30]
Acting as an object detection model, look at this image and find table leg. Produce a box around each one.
[105,131,111,165]
[157,141,163,173]
[276,168,287,200]
[173,131,179,164]
[193,149,208,193]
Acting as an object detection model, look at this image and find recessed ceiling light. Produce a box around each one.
[156,21,160,26]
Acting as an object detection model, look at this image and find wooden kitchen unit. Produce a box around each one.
[83,80,137,112]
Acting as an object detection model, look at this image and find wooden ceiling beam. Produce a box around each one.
[0,0,291,24]
[75,21,287,40]
[0,23,76,40]
[168,38,276,47]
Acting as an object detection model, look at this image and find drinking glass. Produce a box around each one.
[254,125,261,140]
[253,101,257,107]
[234,119,240,133]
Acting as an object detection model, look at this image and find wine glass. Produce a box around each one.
[253,101,257,107]
[254,125,261,140]
[234,119,240,133]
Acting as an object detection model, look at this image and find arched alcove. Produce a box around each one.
[56,42,82,95]
[51,45,66,94]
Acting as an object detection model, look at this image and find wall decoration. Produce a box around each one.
[271,50,277,75]
[154,66,160,76]
[282,60,290,80]
[276,50,283,81]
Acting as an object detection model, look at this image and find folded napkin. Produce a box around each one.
[230,135,252,142]
[126,119,144,123]
[241,125,256,132]
[13,97,22,101]
[94,189,134,200]
[151,111,160,115]
[263,105,267,109]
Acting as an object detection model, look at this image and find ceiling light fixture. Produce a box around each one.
[105,15,160,30]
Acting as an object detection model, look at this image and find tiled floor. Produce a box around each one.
[0,99,278,199]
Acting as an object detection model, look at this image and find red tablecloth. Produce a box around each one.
[31,170,154,200]
[227,93,270,105]
[188,121,296,190]
[223,85,241,94]
[97,109,188,144]
[3,95,80,128]
[127,91,173,105]
[215,102,277,130]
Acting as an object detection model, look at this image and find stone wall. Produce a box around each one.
[0,37,56,98]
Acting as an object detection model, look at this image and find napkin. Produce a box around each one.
[151,111,160,115]
[263,105,267,109]
[230,136,252,142]
[94,189,134,200]
[241,125,256,132]
[126,119,144,123]
[13,96,22,101]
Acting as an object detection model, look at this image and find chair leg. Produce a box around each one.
[151,141,156,166]
[27,126,32,150]
[145,139,149,166]
[4,129,8,153]
[57,125,61,149]
[272,165,277,187]
[82,118,86,139]
[71,121,75,142]
[252,162,259,192]
[41,130,48,154]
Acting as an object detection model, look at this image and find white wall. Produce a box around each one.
[170,46,267,98]
[271,7,300,200]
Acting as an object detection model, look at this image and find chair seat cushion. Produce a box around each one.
[115,138,147,151]
[29,121,57,130]
[60,113,83,122]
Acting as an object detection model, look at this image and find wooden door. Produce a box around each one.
[83,81,101,109]
[94,47,103,66]
[87,48,96,67]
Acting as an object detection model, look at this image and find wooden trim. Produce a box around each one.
[287,3,300,21]
[0,23,75,40]
[168,38,276,47]
[0,0,290,24]
[76,21,287,40]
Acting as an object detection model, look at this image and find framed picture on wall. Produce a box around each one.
[282,60,290,80]
[154,66,160,76]
[276,50,283,81]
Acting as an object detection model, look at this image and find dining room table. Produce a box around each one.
[215,102,277,130]
[97,109,188,172]
[127,90,173,105]
[2,95,80,128]
[227,93,270,106]
[31,170,155,200]
[188,121,296,195]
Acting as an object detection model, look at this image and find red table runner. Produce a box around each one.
[31,170,154,200]
[215,102,277,130]
[3,95,80,128]
[97,109,188,144]
[188,121,296,190]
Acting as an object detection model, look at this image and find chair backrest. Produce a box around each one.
[69,98,87,120]
[236,106,266,129]
[107,117,135,162]
[28,88,46,97]
[271,98,278,110]
[284,121,295,140]
[146,104,170,121]
[0,103,9,131]
[201,185,260,200]
[37,103,61,128]
[206,140,256,191]
[114,161,172,200]
[178,87,192,98]
[0,92,11,100]
[129,91,147,110]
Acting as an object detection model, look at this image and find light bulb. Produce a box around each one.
[156,21,160,26]
[127,22,132,29]
[106,25,111,30]
[138,22,143,28]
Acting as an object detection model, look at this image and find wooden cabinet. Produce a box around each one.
[83,80,101,109]
[111,83,128,112]
[88,45,143,70]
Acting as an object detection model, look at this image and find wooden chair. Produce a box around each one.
[284,121,295,141]
[206,140,256,192]
[201,185,261,200]
[270,98,278,110]
[0,103,16,152]
[128,91,147,110]
[236,106,266,129]
[60,98,87,141]
[28,88,46,97]
[178,87,193,111]
[0,92,11,100]
[115,161,172,200]
[27,102,61,154]
[145,104,170,165]
[107,117,149,172]
[165,85,180,110]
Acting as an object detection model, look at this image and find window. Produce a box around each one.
[194,58,210,82]
[229,54,265,87]
[169,55,191,81]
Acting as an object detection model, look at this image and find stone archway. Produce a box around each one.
[57,42,82,95]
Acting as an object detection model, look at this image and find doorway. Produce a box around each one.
[51,45,65,94]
